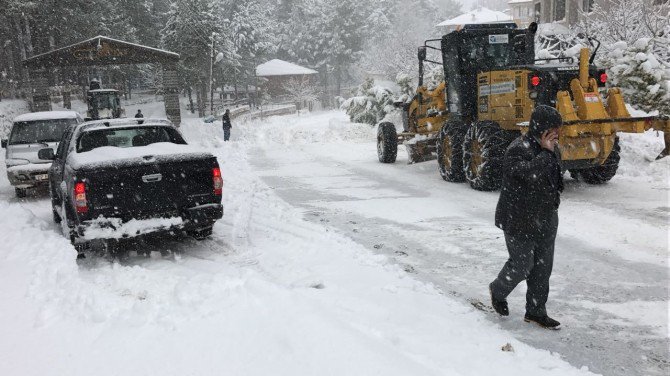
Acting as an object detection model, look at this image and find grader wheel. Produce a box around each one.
[377,122,398,163]
[462,121,512,191]
[571,137,621,184]
[437,120,467,182]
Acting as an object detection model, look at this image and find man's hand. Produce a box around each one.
[540,130,559,151]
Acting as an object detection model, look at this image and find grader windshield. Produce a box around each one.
[86,89,123,120]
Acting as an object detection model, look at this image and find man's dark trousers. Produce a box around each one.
[491,211,557,316]
[223,127,231,141]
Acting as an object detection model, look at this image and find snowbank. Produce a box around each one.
[243,111,375,146]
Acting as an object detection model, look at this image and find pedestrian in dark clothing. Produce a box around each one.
[489,105,564,330]
[222,109,232,141]
[135,109,144,124]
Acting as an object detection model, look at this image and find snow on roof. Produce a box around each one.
[80,118,173,131]
[256,59,318,77]
[508,0,533,4]
[88,89,119,93]
[13,111,79,122]
[537,22,572,36]
[436,7,513,27]
[27,35,179,63]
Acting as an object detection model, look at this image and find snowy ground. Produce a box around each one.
[0,102,667,375]
[243,111,669,376]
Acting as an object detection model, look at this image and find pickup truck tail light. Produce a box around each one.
[213,167,223,195]
[74,182,88,213]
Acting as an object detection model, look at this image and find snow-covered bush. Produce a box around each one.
[340,78,394,125]
[604,38,670,115]
[395,73,414,103]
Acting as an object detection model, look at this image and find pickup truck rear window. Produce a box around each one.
[77,126,186,153]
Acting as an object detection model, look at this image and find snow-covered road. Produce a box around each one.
[243,111,669,376]
[0,107,666,375]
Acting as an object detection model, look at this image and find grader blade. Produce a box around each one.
[557,48,670,163]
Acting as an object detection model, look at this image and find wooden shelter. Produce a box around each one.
[23,36,182,125]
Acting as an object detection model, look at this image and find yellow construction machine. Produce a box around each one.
[377,22,669,190]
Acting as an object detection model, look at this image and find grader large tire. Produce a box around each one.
[462,121,512,191]
[377,122,398,163]
[573,137,621,184]
[437,120,467,182]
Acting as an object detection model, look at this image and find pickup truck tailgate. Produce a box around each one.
[82,156,218,220]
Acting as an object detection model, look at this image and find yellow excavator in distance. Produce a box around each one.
[377,22,669,191]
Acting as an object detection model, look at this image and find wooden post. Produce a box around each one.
[162,63,181,126]
[29,69,52,111]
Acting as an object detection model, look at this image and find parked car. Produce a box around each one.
[2,111,83,197]
[38,118,224,256]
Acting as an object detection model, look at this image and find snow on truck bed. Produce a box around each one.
[68,142,212,169]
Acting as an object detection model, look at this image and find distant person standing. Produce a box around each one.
[135,109,144,124]
[222,109,232,141]
[489,105,564,330]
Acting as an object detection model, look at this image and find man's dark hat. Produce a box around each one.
[529,105,563,136]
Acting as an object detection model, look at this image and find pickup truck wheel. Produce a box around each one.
[52,208,62,224]
[15,188,27,198]
[190,226,213,240]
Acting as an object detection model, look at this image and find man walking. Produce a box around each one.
[489,105,564,329]
[222,109,232,141]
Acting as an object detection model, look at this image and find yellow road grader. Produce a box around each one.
[377,22,669,190]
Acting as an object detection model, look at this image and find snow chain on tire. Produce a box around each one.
[462,121,515,191]
[437,120,467,182]
[377,122,398,163]
[572,137,621,184]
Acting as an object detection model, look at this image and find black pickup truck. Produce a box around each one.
[38,118,223,255]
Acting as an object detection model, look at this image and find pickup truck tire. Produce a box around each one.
[15,188,27,198]
[189,226,213,240]
[52,208,62,224]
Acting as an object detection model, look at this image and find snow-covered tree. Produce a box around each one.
[340,77,395,125]
[605,38,670,115]
[359,0,461,81]
[162,0,218,115]
[282,77,321,110]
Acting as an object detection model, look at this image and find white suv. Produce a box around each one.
[2,111,83,197]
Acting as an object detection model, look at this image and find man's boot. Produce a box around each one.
[524,313,561,330]
[489,284,509,316]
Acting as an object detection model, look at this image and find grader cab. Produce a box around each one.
[86,89,125,121]
[377,22,669,190]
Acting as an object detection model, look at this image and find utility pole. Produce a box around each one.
[209,32,216,115]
